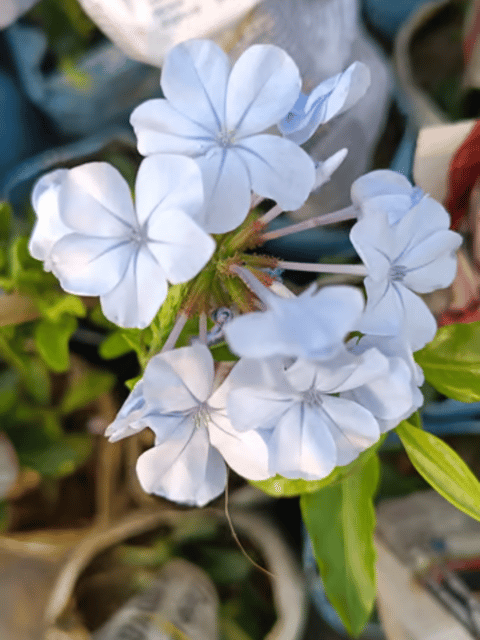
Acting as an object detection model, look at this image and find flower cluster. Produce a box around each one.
[29,38,462,506]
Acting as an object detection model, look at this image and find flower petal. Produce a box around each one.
[345,356,414,422]
[130,99,213,156]
[226,44,301,136]
[135,155,205,225]
[351,169,413,204]
[161,39,230,133]
[29,169,72,268]
[136,428,227,507]
[144,344,214,408]
[59,163,136,236]
[278,62,371,144]
[208,412,270,480]
[100,247,168,328]
[104,380,148,442]
[402,231,462,293]
[50,234,132,296]
[268,405,337,479]
[147,208,215,282]
[225,284,364,360]
[320,395,379,466]
[194,148,251,233]
[235,134,315,211]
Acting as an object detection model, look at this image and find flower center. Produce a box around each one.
[302,387,323,407]
[191,402,211,429]
[129,224,148,246]
[389,264,407,282]
[216,128,236,148]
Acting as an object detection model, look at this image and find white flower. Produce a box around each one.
[224,276,365,360]
[29,169,72,272]
[226,351,388,479]
[277,62,371,145]
[350,169,426,224]
[350,181,462,351]
[343,333,423,432]
[130,39,316,233]
[30,155,215,329]
[105,344,270,507]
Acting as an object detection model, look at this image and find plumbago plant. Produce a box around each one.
[27,38,480,635]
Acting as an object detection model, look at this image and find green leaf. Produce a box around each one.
[0,201,13,239]
[99,331,133,359]
[396,419,480,522]
[18,433,93,478]
[300,453,379,637]
[415,322,480,401]
[125,375,142,391]
[0,370,19,414]
[60,368,114,414]
[35,315,77,372]
[23,357,51,405]
[251,438,384,497]
[37,294,86,322]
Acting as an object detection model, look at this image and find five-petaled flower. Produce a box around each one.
[30,155,215,329]
[105,344,270,506]
[130,39,317,233]
[350,171,462,351]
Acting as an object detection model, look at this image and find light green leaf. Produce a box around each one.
[396,419,480,522]
[415,322,480,401]
[300,453,379,637]
[251,437,384,497]
[35,315,77,372]
[99,331,133,359]
[37,294,86,321]
[60,368,114,414]
[125,375,142,391]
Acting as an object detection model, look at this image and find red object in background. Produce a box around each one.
[439,302,480,326]
[444,121,480,230]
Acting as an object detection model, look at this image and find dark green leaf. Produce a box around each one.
[18,433,93,478]
[397,419,480,522]
[60,368,114,414]
[0,370,19,414]
[23,357,51,405]
[0,201,13,240]
[35,315,77,372]
[415,322,480,401]
[300,453,379,637]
